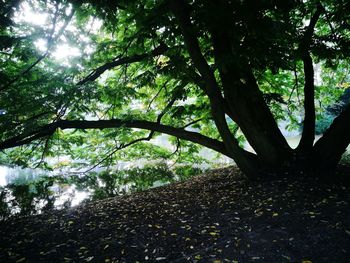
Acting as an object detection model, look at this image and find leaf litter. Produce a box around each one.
[0,166,349,262]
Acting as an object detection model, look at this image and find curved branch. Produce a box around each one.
[79,131,155,174]
[297,3,324,152]
[299,3,324,53]
[297,52,315,152]
[0,119,235,158]
[77,43,168,85]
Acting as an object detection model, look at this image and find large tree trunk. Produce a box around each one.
[170,0,262,178]
[312,104,350,172]
[215,53,292,168]
[208,2,292,170]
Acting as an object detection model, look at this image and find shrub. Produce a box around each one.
[122,162,175,192]
[340,152,350,165]
[315,113,335,135]
[174,165,204,181]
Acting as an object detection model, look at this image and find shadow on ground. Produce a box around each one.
[0,167,349,262]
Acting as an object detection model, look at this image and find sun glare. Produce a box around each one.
[14,2,48,26]
[14,0,101,64]
[34,38,47,52]
[52,44,81,60]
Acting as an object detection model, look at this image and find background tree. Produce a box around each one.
[0,0,350,178]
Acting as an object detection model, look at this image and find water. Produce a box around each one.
[0,165,91,215]
[0,166,7,186]
[0,133,234,217]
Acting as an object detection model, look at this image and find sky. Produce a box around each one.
[14,1,101,64]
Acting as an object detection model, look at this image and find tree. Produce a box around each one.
[0,0,350,178]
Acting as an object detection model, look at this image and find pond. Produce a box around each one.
[0,167,7,186]
[0,166,90,215]
[0,160,221,219]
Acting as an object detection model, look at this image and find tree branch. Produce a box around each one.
[299,3,324,54]
[312,103,350,169]
[297,3,324,152]
[181,118,206,129]
[168,0,221,99]
[77,43,168,85]
[147,80,169,111]
[0,119,233,158]
[79,131,155,174]
[297,53,316,152]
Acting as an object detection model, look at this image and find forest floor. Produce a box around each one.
[0,166,350,263]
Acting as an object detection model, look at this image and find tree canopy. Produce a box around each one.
[0,0,350,178]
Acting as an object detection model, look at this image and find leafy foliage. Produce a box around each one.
[0,0,350,177]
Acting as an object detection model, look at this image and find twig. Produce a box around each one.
[76,131,155,175]
[34,135,52,168]
[147,80,170,111]
[181,118,205,129]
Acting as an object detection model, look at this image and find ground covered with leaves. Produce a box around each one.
[0,166,349,262]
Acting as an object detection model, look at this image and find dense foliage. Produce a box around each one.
[0,0,350,177]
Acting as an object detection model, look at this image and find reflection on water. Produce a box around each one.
[54,185,89,207]
[1,131,236,220]
[0,166,92,219]
[0,167,7,186]
[0,161,216,219]
[2,166,46,185]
